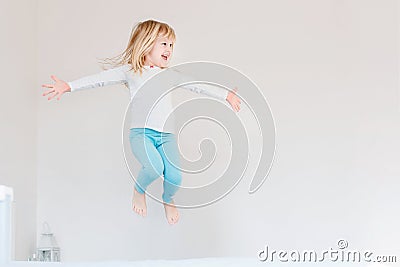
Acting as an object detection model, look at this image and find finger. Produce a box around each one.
[42,89,55,96]
[42,84,54,88]
[51,75,60,83]
[48,91,59,101]
[235,104,240,111]
[57,91,65,100]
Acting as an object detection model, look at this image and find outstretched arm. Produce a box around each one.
[42,65,128,101]
[181,83,242,112]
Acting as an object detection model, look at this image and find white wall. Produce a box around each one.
[5,0,398,262]
[0,0,38,261]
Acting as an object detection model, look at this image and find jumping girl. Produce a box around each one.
[41,19,242,225]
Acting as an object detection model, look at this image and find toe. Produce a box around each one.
[135,207,140,215]
[172,214,178,224]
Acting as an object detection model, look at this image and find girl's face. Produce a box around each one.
[144,36,174,68]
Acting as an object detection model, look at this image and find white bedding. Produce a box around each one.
[5,257,379,267]
[6,258,260,267]
[0,187,383,267]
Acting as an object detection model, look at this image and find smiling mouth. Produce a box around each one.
[161,55,168,61]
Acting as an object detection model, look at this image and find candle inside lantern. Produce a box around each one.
[37,222,60,262]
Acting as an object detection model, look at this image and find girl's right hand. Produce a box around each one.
[42,75,71,101]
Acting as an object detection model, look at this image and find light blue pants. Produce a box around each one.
[129,128,182,203]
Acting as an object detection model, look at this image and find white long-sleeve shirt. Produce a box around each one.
[68,64,229,133]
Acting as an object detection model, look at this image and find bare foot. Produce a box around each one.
[132,188,147,217]
[163,201,179,225]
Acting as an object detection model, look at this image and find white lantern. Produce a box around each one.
[37,222,60,262]
[0,185,13,264]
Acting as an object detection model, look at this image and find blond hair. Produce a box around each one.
[99,19,176,75]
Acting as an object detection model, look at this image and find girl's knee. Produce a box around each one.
[142,159,164,178]
[165,171,182,186]
[144,166,163,178]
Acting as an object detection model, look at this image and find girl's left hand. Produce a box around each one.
[226,87,241,112]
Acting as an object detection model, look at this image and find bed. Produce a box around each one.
[0,185,382,267]
[4,259,385,267]
[4,258,384,267]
